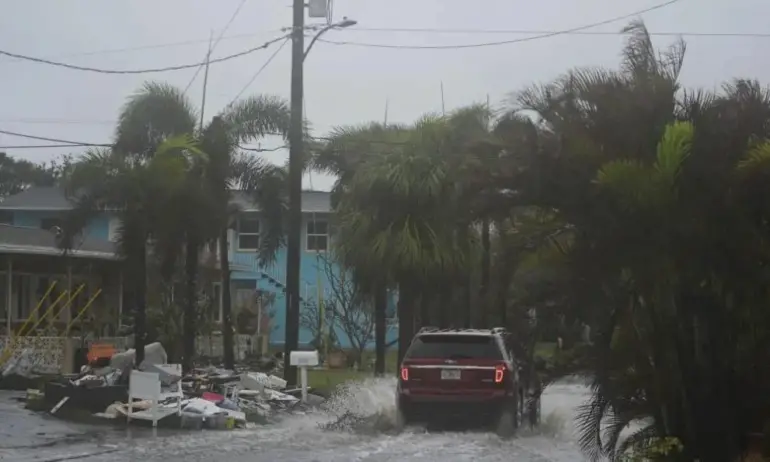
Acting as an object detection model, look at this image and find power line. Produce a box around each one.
[317,0,683,50]
[226,38,290,108]
[0,34,290,74]
[0,129,110,147]
[351,28,770,38]
[183,0,250,94]
[0,144,97,149]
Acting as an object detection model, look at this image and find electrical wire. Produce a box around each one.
[317,0,683,50]
[0,144,99,149]
[0,34,291,74]
[225,38,290,108]
[0,127,404,151]
[183,0,250,94]
[350,28,770,38]
[0,129,110,147]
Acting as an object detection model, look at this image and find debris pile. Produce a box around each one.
[25,342,326,430]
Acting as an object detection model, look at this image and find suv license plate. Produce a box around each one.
[441,369,461,380]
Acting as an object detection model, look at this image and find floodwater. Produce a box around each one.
[0,378,591,462]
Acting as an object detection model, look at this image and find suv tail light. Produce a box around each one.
[494,364,505,383]
[400,367,409,381]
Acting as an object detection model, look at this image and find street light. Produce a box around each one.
[283,4,357,386]
[303,18,358,61]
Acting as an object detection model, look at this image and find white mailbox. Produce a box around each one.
[290,350,319,367]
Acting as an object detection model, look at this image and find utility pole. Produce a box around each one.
[284,0,306,387]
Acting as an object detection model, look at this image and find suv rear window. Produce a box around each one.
[405,334,503,360]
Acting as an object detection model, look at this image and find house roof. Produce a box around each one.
[0,186,72,210]
[0,224,119,260]
[0,187,332,213]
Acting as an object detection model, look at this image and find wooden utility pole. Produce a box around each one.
[284,0,306,386]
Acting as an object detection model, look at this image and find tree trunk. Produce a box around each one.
[134,242,147,366]
[182,237,199,373]
[419,292,432,329]
[397,280,417,368]
[219,230,235,369]
[462,274,472,328]
[478,218,491,328]
[438,286,451,329]
[374,283,387,376]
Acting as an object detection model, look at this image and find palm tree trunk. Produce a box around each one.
[479,218,491,328]
[182,237,199,373]
[438,286,451,328]
[462,274,472,328]
[419,292,432,328]
[134,242,148,365]
[219,230,235,369]
[397,279,417,368]
[374,283,387,376]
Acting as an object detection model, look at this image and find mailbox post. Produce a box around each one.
[289,350,319,402]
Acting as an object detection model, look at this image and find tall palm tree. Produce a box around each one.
[112,82,290,370]
[60,135,201,365]
[312,122,409,375]
[333,116,466,364]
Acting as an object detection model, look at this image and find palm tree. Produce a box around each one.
[500,20,770,460]
[333,116,466,364]
[313,122,409,375]
[112,82,290,370]
[60,135,201,365]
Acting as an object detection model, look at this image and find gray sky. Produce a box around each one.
[0,0,767,190]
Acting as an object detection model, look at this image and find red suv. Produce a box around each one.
[396,327,523,436]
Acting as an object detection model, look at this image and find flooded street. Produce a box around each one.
[0,379,589,462]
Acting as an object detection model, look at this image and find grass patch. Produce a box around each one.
[534,342,557,360]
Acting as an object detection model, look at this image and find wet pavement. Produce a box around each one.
[0,379,590,461]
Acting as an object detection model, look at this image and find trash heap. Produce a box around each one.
[28,342,326,430]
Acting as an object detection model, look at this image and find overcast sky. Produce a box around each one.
[0,0,767,190]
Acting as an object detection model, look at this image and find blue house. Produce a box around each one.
[0,187,397,350]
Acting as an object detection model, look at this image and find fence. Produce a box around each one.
[0,333,267,376]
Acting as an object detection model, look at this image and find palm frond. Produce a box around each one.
[654,121,693,182]
[233,153,288,266]
[220,94,291,144]
[114,81,197,155]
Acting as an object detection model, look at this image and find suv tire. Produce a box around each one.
[495,397,519,438]
[393,400,411,433]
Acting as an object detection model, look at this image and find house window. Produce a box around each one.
[0,211,12,225]
[40,217,62,232]
[306,219,328,252]
[107,217,121,242]
[237,214,260,251]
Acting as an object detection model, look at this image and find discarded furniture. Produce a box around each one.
[126,365,183,427]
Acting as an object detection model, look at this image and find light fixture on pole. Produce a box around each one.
[303,18,357,61]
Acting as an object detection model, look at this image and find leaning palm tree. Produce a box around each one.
[333,116,464,365]
[112,82,290,369]
[60,135,201,365]
[312,122,409,375]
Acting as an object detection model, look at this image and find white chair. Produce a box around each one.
[127,365,183,427]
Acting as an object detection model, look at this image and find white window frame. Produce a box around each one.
[107,216,121,242]
[237,213,261,251]
[306,218,329,252]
